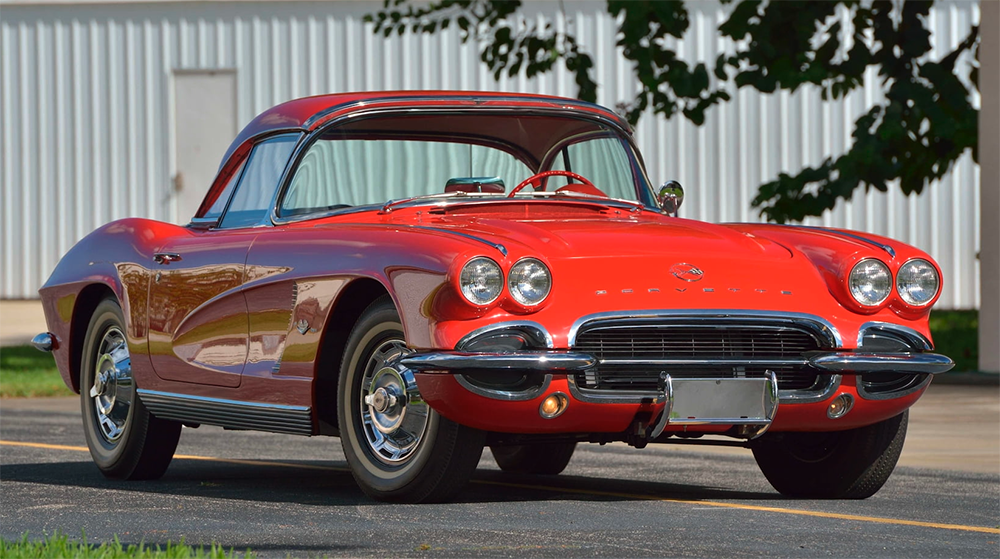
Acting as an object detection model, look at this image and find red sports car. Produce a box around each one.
[34,91,952,503]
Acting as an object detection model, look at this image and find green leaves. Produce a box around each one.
[747,2,979,222]
[367,0,979,223]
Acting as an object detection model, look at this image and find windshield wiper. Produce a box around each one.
[379,191,503,214]
[379,189,649,214]
[525,190,648,213]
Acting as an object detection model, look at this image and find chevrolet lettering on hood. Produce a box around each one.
[33,91,952,504]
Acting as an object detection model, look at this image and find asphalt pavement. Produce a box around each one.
[1,384,998,558]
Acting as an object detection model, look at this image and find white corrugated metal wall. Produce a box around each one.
[0,0,981,307]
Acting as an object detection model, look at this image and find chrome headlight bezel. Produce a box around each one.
[896,258,939,307]
[459,257,504,306]
[848,258,893,307]
[507,258,552,307]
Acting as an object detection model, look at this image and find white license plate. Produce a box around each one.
[666,376,778,425]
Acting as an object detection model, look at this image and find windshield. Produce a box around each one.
[278,113,652,218]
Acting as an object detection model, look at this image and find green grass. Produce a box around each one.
[0,345,73,397]
[928,309,979,373]
[0,533,253,559]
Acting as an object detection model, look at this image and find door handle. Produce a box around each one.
[153,252,182,265]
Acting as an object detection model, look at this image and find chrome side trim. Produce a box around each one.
[857,321,933,351]
[567,373,841,405]
[567,309,843,348]
[456,321,554,350]
[136,389,313,435]
[856,373,932,401]
[31,332,53,352]
[409,226,508,257]
[400,351,596,372]
[454,374,552,401]
[810,352,954,374]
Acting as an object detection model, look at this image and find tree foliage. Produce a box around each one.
[367,0,980,223]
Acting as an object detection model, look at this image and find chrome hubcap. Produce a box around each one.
[359,339,429,464]
[89,327,133,443]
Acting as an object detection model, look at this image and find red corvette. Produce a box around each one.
[34,91,952,502]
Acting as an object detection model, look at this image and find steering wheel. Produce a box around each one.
[508,170,597,197]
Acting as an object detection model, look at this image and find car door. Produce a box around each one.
[148,134,299,388]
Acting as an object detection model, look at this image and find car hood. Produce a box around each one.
[417,210,793,261]
[402,205,842,315]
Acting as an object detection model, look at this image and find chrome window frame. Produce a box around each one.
[269,104,657,226]
[216,131,305,230]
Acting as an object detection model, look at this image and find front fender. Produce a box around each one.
[39,218,188,392]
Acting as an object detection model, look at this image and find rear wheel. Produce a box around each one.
[491,442,577,475]
[80,297,181,480]
[752,411,908,499]
[338,297,486,503]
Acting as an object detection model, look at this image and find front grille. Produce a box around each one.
[572,320,827,391]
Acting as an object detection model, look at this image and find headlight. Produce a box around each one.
[460,257,503,305]
[897,259,939,306]
[849,259,892,307]
[508,258,551,306]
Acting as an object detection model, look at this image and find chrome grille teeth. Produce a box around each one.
[574,323,824,390]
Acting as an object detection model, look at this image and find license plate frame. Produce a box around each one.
[649,371,779,438]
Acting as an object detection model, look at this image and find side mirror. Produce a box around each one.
[657,180,684,216]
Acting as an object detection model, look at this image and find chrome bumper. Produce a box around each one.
[809,352,954,374]
[400,351,596,371]
[401,350,954,375]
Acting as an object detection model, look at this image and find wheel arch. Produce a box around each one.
[313,277,395,434]
[68,283,120,393]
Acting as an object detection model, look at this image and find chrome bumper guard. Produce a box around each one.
[401,350,954,375]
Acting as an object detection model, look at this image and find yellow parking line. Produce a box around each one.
[0,440,345,472]
[2,440,87,453]
[4,439,998,535]
[473,479,1000,534]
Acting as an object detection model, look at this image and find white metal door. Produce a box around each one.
[173,70,237,224]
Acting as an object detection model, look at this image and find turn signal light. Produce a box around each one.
[827,394,854,419]
[539,393,568,419]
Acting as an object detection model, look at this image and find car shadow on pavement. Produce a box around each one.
[0,458,781,506]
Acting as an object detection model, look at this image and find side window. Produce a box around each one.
[202,157,247,220]
[219,134,299,229]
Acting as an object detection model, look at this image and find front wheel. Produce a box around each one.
[752,411,908,499]
[338,297,485,503]
[80,297,181,480]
